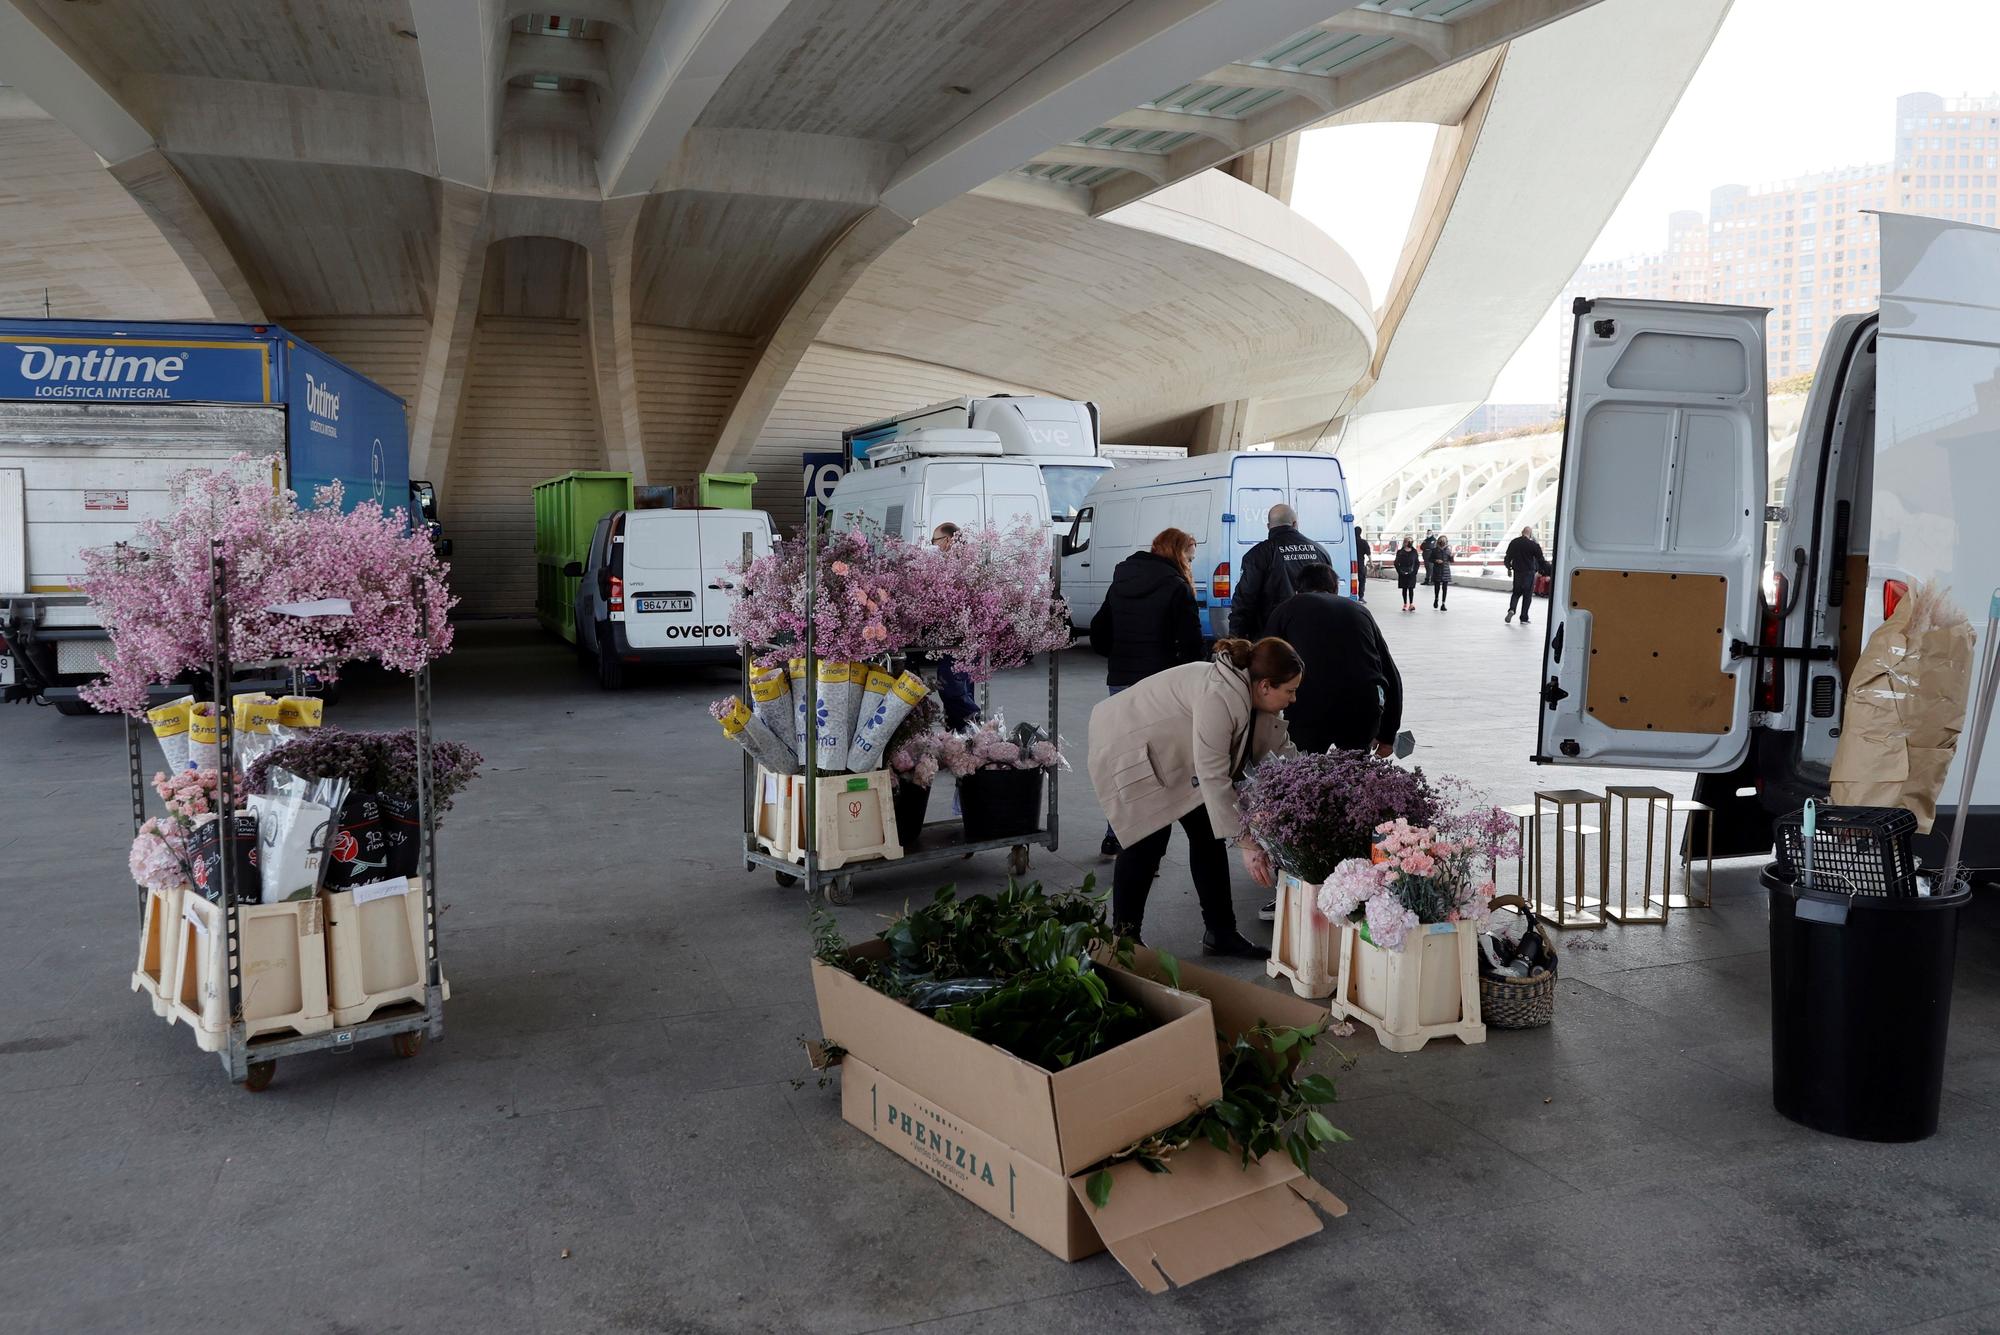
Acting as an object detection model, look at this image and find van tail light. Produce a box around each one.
[1884,578,1909,621]
[1349,559,1359,596]
[608,575,625,615]
[1757,571,1786,713]
[1212,561,1231,600]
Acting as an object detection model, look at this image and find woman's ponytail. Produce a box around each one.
[1211,637,1254,669]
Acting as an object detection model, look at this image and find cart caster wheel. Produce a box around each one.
[1008,845,1030,876]
[392,1031,425,1059]
[774,870,800,888]
[241,1061,276,1092]
[827,875,855,906]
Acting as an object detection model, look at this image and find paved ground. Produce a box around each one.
[4,585,1999,1333]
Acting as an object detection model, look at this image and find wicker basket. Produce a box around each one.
[1478,894,1558,1030]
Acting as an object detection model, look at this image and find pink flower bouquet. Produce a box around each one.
[936,719,1066,777]
[1316,818,1497,953]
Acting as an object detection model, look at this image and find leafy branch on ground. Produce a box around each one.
[1084,1020,1349,1209]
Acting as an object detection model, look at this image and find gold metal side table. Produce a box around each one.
[1604,785,1673,924]
[1531,788,1608,929]
[1501,803,1541,898]
[1667,798,1717,909]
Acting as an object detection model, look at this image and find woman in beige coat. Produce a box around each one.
[1087,637,1302,956]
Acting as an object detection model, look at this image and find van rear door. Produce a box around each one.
[1288,458,1354,595]
[698,511,770,647]
[620,512,702,650]
[1537,299,1768,770]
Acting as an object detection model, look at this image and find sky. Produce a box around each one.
[1290,0,2000,404]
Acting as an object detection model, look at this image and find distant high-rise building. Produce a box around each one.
[1556,90,2000,393]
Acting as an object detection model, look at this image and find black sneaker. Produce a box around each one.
[1100,831,1121,858]
[1201,930,1265,959]
[1258,899,1277,922]
[1504,614,1513,622]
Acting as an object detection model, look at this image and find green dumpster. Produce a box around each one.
[534,471,633,642]
[697,471,757,509]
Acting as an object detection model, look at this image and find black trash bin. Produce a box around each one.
[1769,878,1970,1142]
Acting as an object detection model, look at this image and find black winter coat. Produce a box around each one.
[1393,547,1420,580]
[1227,525,1331,638]
[1089,551,1205,689]
[1265,591,1403,753]
[1504,535,1546,589]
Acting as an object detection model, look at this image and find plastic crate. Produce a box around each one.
[324,878,430,1027]
[131,882,183,1019]
[169,895,332,1050]
[1774,805,1919,898]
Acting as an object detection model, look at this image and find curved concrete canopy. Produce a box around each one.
[819,170,1375,442]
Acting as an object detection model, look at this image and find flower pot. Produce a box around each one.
[892,780,931,853]
[1331,919,1485,1052]
[1266,871,1345,999]
[957,767,1044,843]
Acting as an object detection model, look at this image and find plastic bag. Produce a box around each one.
[905,977,1008,1014]
[232,692,285,771]
[251,768,348,903]
[1831,582,1976,833]
[848,669,928,773]
[187,701,220,771]
[749,666,798,766]
[323,791,422,890]
[186,811,259,905]
[715,695,801,775]
[813,660,862,773]
[147,696,195,772]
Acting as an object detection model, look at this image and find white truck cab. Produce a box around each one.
[1536,211,2000,868]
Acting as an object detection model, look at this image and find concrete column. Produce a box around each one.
[106,148,266,322]
[1190,398,1252,455]
[705,205,913,474]
[1223,132,1299,205]
[585,195,648,483]
[410,181,490,485]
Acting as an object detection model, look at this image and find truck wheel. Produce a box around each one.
[53,700,99,717]
[595,639,625,690]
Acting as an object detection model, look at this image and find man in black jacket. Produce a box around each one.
[1503,525,1547,626]
[1266,563,1403,757]
[1353,526,1370,602]
[1228,503,1330,638]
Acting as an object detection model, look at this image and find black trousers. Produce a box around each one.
[1507,580,1535,621]
[1111,803,1237,940]
[1433,577,1449,607]
[1356,566,1367,600]
[1397,575,1417,602]
[1290,704,1383,757]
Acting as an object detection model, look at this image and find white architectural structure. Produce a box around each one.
[0,0,1727,612]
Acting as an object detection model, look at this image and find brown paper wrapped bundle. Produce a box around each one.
[1831,583,1976,832]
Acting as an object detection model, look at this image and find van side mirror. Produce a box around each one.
[1060,534,1081,558]
[563,560,584,578]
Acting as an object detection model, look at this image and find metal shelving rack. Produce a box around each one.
[125,543,445,1087]
[737,505,1061,904]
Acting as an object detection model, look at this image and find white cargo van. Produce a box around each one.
[843,396,1107,539]
[1535,212,2000,867]
[568,507,772,689]
[1061,451,1357,634]
[826,429,1050,542]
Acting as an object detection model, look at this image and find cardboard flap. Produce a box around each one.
[1046,971,1219,1172]
[1070,1143,1347,1293]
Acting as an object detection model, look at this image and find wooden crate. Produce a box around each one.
[1330,919,1486,1053]
[1265,872,1344,999]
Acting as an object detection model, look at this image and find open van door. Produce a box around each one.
[1537,299,1768,770]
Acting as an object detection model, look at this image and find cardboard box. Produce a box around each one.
[813,941,1348,1289]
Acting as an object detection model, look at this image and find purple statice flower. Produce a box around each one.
[1238,751,1440,883]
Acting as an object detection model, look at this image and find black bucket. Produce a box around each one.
[891,780,930,852]
[1769,876,1970,1142]
[957,768,1044,843]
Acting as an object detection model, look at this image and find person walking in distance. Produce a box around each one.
[1352,526,1371,602]
[1394,537,1421,612]
[1228,504,1330,639]
[1504,525,1547,626]
[1087,638,1301,956]
[1431,535,1454,611]
[1088,527,1206,857]
[1420,532,1438,592]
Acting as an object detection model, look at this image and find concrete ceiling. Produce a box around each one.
[822,171,1376,440]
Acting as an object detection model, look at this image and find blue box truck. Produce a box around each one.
[0,319,428,709]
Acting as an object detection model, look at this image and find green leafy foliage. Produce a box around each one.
[1083,1019,1350,1208]
[934,954,1150,1071]
[872,876,1108,993]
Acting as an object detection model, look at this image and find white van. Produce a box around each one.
[569,507,773,688]
[1536,211,2000,868]
[826,430,1049,542]
[1061,451,1357,634]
